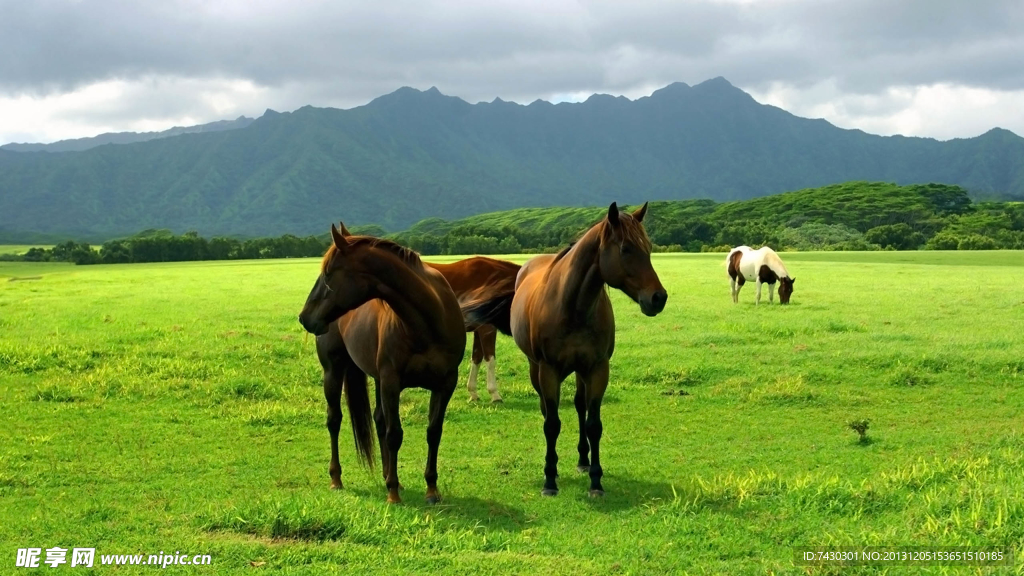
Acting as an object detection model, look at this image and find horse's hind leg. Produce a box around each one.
[480,325,502,403]
[424,374,457,504]
[582,361,610,497]
[315,329,350,490]
[574,374,590,473]
[466,331,482,401]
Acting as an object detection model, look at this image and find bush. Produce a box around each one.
[864,223,925,250]
[957,234,997,250]
[925,232,961,250]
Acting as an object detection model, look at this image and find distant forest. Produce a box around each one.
[5,182,1023,266]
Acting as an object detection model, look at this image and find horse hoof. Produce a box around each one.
[589,489,605,498]
[425,494,442,505]
[468,396,480,403]
[330,481,344,490]
[386,492,402,504]
[541,488,559,497]
[491,398,504,404]
[576,465,590,473]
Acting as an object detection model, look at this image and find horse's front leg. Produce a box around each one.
[316,332,350,490]
[755,280,763,306]
[583,361,610,497]
[323,368,345,490]
[769,283,775,304]
[537,362,563,496]
[379,371,404,504]
[424,374,457,504]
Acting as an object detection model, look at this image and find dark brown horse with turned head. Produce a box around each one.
[427,257,521,403]
[467,202,667,497]
[298,223,466,504]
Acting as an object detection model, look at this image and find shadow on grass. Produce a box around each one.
[346,485,529,532]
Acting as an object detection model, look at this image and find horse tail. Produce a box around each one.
[462,290,515,336]
[343,367,376,468]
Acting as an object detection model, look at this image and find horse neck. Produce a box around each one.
[762,250,789,278]
[364,250,445,340]
[552,225,607,319]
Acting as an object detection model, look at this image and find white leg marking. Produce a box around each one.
[485,357,502,402]
[769,283,775,303]
[755,280,762,306]
[467,361,480,401]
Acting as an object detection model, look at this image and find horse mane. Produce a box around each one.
[616,212,653,253]
[759,246,790,278]
[552,209,653,263]
[321,236,423,272]
[552,241,577,262]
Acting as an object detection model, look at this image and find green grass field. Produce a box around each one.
[2,251,1022,574]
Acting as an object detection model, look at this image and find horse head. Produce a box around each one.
[778,276,795,304]
[298,222,372,335]
[599,202,667,316]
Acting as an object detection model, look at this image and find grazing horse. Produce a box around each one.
[726,245,795,305]
[298,223,466,504]
[427,257,521,403]
[466,202,667,497]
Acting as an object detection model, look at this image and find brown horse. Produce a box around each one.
[427,257,521,403]
[466,202,667,497]
[298,223,466,504]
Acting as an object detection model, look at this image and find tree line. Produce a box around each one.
[2,231,330,265]
[5,182,1024,266]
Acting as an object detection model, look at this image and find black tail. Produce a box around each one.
[462,292,514,336]
[343,367,376,468]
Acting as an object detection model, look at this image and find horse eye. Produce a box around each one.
[621,245,633,255]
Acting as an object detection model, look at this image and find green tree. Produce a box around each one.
[864,224,925,250]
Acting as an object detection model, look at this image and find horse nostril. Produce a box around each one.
[653,291,667,308]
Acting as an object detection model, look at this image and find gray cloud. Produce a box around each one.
[1,0,1022,141]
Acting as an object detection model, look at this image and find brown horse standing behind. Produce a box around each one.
[467,202,667,497]
[427,257,521,403]
[298,223,466,504]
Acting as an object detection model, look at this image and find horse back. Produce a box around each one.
[428,256,520,296]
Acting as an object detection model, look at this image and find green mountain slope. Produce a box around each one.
[2,78,1023,241]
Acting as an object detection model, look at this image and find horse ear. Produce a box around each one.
[632,201,649,223]
[338,221,352,237]
[331,223,349,249]
[607,202,620,227]
[791,277,796,283]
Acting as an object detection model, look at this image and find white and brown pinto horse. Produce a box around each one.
[726,246,795,305]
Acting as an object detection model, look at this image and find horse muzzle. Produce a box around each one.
[298,313,330,336]
[639,290,667,316]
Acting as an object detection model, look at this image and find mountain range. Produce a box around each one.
[1,77,1022,241]
[1,116,254,153]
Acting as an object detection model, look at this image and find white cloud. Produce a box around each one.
[1,0,1022,143]
[748,80,1024,140]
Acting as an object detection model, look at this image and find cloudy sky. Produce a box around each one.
[2,0,1022,144]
